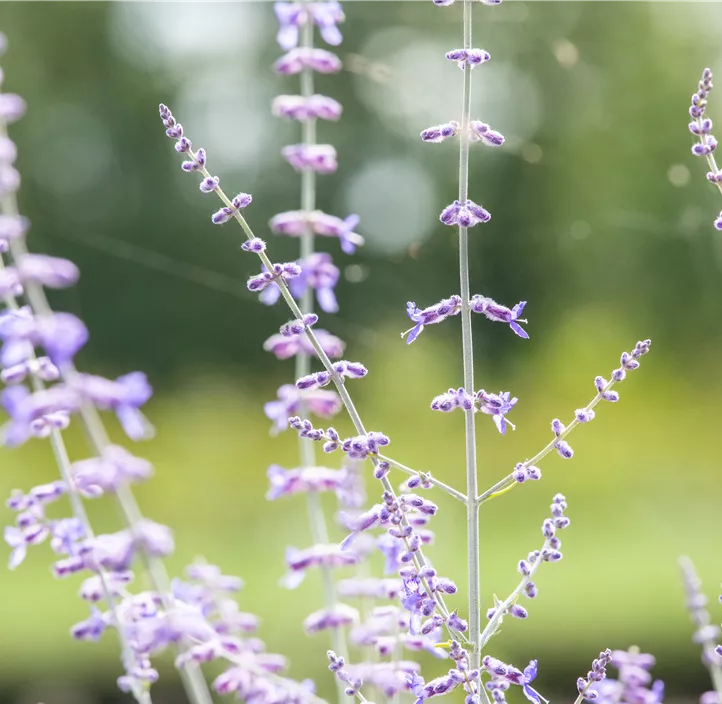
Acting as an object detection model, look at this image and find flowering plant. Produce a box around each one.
[3,4,719,704]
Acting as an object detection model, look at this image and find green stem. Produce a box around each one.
[458,0,481,672]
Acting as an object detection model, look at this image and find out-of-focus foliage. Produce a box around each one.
[0,2,720,703]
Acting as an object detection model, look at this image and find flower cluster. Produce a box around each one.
[588,649,664,704]
[688,68,722,230]
[678,556,722,703]
[482,657,545,704]
[296,360,368,390]
[576,649,613,701]
[403,295,529,343]
[484,495,570,630]
[408,641,481,704]
[153,3,659,703]
[430,388,517,434]
[270,210,363,254]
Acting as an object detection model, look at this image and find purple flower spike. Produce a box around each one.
[402,295,462,344]
[476,390,517,434]
[440,199,491,228]
[470,121,505,147]
[470,295,529,339]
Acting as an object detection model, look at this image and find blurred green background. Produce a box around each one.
[0,1,720,703]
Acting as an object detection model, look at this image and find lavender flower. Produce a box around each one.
[274,1,345,50]
[421,121,460,143]
[476,390,517,434]
[247,261,302,294]
[272,94,343,121]
[274,47,343,75]
[402,296,462,344]
[263,328,345,360]
[445,48,491,70]
[282,144,338,173]
[439,199,491,228]
[304,604,359,633]
[270,210,364,254]
[588,649,664,704]
[469,295,529,338]
[678,556,722,684]
[263,384,342,433]
[282,543,361,589]
[576,649,613,701]
[211,192,252,225]
[470,121,505,147]
[482,657,547,704]
[688,68,722,229]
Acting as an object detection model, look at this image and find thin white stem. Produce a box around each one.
[457,0,482,672]
[476,376,621,505]
[478,539,549,650]
[376,453,467,503]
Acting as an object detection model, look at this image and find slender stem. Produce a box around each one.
[478,539,549,650]
[376,453,467,503]
[457,0,481,670]
[476,376,622,505]
[292,12,347,701]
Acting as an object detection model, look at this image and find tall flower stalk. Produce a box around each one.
[1,36,326,704]
[688,68,722,230]
[679,557,722,704]
[159,3,652,701]
[270,3,350,700]
[0,40,215,704]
